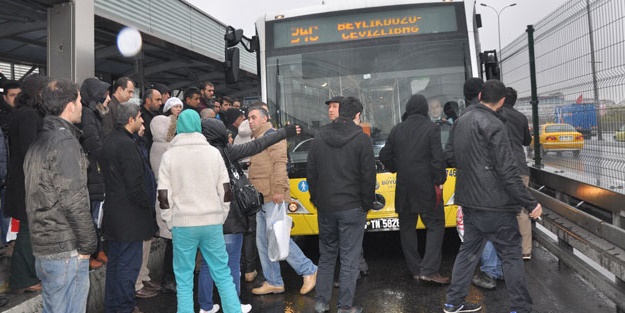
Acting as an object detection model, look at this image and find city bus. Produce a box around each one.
[254,0,483,235]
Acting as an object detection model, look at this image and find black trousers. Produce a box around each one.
[241,215,258,274]
[316,208,366,309]
[10,217,39,289]
[398,206,445,277]
[445,207,532,313]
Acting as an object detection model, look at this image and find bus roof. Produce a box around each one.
[257,0,472,24]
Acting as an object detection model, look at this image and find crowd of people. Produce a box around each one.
[0,74,542,313]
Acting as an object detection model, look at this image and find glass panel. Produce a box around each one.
[267,39,469,160]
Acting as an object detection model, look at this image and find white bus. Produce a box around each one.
[252,0,487,235]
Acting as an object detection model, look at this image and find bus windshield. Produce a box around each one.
[266,39,468,171]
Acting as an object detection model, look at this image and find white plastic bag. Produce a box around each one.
[267,202,292,262]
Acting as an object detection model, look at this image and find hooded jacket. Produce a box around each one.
[379,94,447,213]
[307,117,376,212]
[78,78,110,201]
[446,103,537,212]
[202,118,295,233]
[24,116,96,257]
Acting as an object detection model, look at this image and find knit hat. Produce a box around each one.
[176,109,202,134]
[463,78,484,101]
[163,97,183,113]
[225,108,245,125]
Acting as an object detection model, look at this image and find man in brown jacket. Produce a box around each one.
[247,105,318,296]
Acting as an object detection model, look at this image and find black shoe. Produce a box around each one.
[471,271,496,290]
[443,302,482,313]
[337,305,363,313]
[0,294,7,307]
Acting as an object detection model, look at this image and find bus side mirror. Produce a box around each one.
[225,47,240,84]
[225,27,244,47]
[481,50,501,81]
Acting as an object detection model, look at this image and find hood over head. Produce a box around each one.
[201,117,228,147]
[80,77,110,108]
[401,94,429,121]
[318,119,363,148]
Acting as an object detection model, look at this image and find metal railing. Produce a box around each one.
[530,167,625,312]
[502,0,625,192]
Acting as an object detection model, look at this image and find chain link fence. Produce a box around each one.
[502,0,625,191]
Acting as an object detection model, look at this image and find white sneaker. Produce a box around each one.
[241,304,252,313]
[199,304,220,313]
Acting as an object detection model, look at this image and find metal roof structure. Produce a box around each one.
[0,0,258,97]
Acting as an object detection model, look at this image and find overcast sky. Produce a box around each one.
[186,0,567,52]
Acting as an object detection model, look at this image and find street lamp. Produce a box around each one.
[480,2,517,80]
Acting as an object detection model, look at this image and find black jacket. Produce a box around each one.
[140,105,156,154]
[446,103,537,212]
[24,116,96,256]
[500,104,532,176]
[6,106,43,220]
[379,94,447,213]
[307,118,376,212]
[101,127,158,241]
[201,118,294,233]
[78,78,110,201]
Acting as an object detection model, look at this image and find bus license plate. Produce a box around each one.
[366,218,400,231]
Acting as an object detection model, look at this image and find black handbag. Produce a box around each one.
[221,151,263,216]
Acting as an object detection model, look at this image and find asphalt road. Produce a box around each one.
[137,230,615,313]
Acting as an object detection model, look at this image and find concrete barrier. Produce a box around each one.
[0,238,167,313]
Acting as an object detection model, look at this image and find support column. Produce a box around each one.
[47,0,94,83]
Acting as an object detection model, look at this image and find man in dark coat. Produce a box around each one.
[379,94,449,285]
[443,80,542,313]
[78,77,111,269]
[101,102,158,313]
[307,97,375,313]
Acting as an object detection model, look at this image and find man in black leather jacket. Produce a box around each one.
[443,80,542,313]
[24,79,97,313]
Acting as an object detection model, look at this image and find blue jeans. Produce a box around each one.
[256,201,317,286]
[35,254,90,313]
[172,225,240,313]
[105,240,143,313]
[480,241,503,279]
[198,233,243,311]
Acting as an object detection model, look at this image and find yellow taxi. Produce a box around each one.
[614,125,625,142]
[531,123,584,156]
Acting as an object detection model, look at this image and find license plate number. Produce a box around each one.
[560,135,573,141]
[366,218,400,231]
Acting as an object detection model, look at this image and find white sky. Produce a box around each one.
[186,0,568,52]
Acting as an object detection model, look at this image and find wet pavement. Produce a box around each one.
[137,230,616,313]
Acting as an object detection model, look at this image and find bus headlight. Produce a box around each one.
[288,199,310,214]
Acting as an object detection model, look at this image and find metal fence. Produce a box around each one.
[502,0,625,192]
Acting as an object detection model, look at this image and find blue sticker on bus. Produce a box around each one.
[298,181,309,192]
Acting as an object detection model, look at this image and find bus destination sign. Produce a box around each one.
[272,5,458,48]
